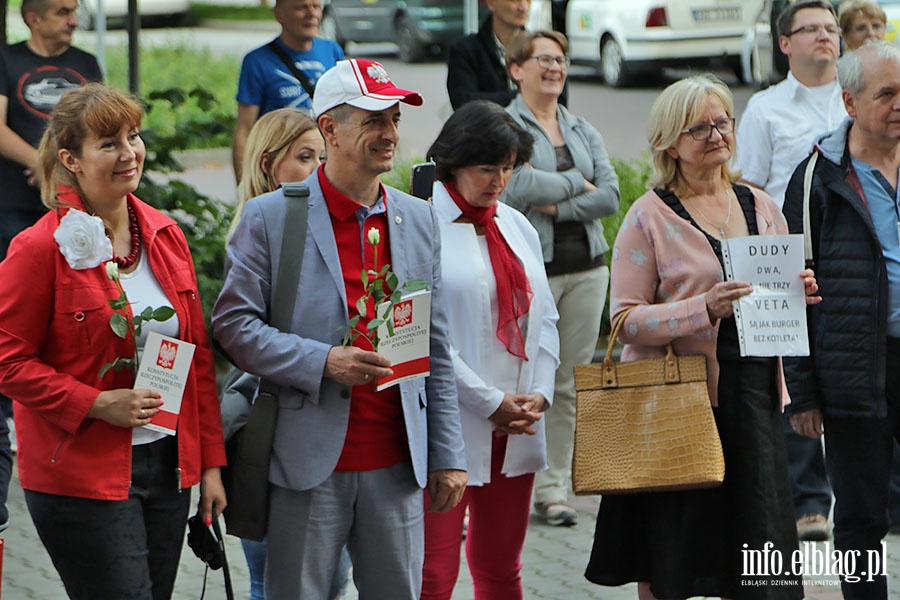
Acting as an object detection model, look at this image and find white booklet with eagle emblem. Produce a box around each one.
[134,331,196,435]
[375,289,431,391]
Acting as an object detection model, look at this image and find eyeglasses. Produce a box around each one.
[681,117,735,141]
[526,55,571,69]
[786,23,841,37]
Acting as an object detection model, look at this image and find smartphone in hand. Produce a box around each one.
[410,162,436,201]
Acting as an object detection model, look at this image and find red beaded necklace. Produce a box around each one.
[114,202,141,269]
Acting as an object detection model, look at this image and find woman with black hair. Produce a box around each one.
[421,100,560,600]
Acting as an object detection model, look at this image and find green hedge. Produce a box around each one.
[105,44,239,150]
[135,87,233,328]
[189,2,274,21]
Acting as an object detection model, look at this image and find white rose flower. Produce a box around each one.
[53,210,114,270]
[105,261,120,281]
[367,227,380,246]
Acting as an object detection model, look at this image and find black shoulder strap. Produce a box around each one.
[257,182,310,399]
[732,183,760,236]
[224,183,310,543]
[267,40,316,100]
[733,183,754,205]
[653,187,679,208]
[270,182,309,331]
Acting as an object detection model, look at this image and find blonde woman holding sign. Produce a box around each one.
[585,75,820,600]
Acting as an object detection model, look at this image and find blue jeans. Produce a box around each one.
[242,538,267,600]
[783,413,832,519]
[242,537,352,599]
[25,437,190,600]
[0,415,11,527]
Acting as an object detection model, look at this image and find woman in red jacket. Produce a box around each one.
[0,83,227,600]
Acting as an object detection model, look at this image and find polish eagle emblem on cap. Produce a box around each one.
[367,64,390,83]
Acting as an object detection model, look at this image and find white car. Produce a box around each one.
[77,0,192,29]
[565,0,763,86]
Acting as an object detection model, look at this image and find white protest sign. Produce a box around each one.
[723,234,809,357]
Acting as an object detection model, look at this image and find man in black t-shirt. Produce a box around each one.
[0,0,101,425]
[0,0,101,262]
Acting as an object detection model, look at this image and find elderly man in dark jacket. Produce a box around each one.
[783,41,900,600]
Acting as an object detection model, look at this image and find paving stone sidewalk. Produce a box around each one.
[4,464,896,599]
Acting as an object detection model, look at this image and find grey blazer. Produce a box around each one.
[212,174,466,491]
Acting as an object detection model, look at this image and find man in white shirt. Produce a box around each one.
[737,0,846,208]
[735,0,844,542]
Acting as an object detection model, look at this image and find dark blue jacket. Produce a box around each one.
[446,16,567,111]
[782,117,889,418]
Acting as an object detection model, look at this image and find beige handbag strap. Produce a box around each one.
[603,306,637,363]
[603,306,680,388]
[802,150,819,264]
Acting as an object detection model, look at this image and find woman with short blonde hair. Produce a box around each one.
[586,75,819,599]
[647,74,741,198]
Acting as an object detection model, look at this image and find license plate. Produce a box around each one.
[692,6,742,22]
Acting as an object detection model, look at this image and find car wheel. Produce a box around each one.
[599,36,630,87]
[728,55,747,85]
[170,10,196,27]
[320,12,346,51]
[396,17,425,63]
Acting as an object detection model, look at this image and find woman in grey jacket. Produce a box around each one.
[504,30,620,526]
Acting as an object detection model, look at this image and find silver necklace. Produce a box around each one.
[689,190,733,239]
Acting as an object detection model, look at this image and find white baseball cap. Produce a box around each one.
[312,59,423,118]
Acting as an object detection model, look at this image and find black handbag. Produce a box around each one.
[222,182,309,541]
[186,511,234,600]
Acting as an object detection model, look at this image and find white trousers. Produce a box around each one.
[533,265,609,505]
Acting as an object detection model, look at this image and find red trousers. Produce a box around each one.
[422,435,535,600]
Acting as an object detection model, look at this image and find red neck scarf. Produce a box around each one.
[446,182,532,360]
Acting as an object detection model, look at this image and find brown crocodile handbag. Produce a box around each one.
[572,307,725,495]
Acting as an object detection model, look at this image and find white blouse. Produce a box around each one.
[119,249,179,446]
[432,182,559,486]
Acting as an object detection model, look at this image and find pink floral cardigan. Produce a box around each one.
[609,185,787,406]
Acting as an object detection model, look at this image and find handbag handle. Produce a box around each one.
[602,306,681,389]
[802,150,819,266]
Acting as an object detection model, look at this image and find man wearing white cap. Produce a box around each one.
[213,58,468,599]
